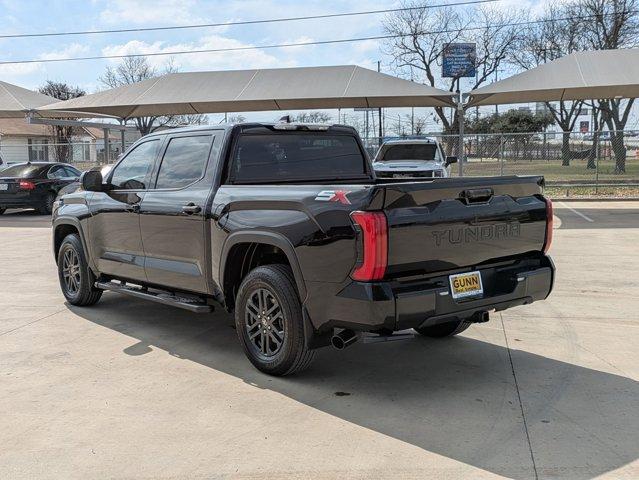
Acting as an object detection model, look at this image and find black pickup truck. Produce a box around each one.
[52,123,554,375]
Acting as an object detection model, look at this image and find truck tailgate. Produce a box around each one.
[376,176,547,277]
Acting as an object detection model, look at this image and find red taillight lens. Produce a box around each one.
[19,180,36,190]
[543,197,553,253]
[350,211,388,281]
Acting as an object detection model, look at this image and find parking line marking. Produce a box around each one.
[558,202,594,223]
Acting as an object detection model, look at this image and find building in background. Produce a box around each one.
[0,119,121,165]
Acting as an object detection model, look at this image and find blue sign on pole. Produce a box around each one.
[442,43,476,78]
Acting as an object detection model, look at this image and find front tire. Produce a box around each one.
[414,319,471,338]
[234,264,315,376]
[57,233,102,306]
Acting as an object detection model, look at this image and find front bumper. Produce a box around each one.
[304,255,555,332]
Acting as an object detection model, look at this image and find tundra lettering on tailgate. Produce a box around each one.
[431,222,521,246]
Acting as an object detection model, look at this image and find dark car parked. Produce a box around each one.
[0,162,81,215]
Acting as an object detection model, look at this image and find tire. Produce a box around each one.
[57,233,102,306]
[414,319,472,338]
[234,264,315,376]
[0,207,5,215]
[38,192,55,215]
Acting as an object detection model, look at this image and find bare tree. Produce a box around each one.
[100,56,207,136]
[383,1,521,134]
[511,3,588,166]
[38,81,86,162]
[574,0,639,173]
[291,111,333,123]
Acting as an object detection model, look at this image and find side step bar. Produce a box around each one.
[95,281,212,313]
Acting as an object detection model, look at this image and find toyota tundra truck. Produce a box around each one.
[52,123,554,376]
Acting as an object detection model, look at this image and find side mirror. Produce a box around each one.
[81,170,103,192]
[445,156,458,166]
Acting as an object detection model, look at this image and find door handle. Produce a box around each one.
[125,203,140,213]
[182,203,202,215]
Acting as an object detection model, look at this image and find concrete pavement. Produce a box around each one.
[0,202,638,479]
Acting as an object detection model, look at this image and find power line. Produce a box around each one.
[0,0,499,39]
[0,11,631,66]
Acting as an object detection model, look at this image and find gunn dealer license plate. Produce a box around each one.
[449,271,483,299]
[0,184,7,191]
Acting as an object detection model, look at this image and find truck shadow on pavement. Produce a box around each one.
[71,296,639,479]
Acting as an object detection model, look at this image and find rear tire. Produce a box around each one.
[234,264,315,376]
[414,319,471,338]
[57,233,102,306]
[38,192,55,215]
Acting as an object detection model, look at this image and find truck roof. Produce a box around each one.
[381,138,439,145]
[144,122,357,138]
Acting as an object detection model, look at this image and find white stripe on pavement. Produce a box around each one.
[558,202,595,223]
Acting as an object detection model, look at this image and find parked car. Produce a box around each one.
[372,138,456,178]
[52,123,554,376]
[0,162,81,215]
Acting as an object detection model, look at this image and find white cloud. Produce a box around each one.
[101,34,296,71]
[38,43,90,61]
[99,0,201,25]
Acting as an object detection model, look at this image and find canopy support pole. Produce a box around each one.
[457,92,465,177]
[119,119,126,154]
[103,129,111,164]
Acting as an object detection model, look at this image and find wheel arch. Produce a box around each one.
[220,231,307,310]
[53,218,91,267]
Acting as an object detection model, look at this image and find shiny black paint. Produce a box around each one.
[53,124,555,341]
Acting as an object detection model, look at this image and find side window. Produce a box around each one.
[110,140,160,190]
[154,135,212,189]
[63,166,81,177]
[48,166,65,179]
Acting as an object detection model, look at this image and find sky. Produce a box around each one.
[0,0,574,130]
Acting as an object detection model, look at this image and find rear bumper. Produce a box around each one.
[304,255,555,332]
[0,191,45,208]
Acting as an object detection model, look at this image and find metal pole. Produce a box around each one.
[500,134,504,176]
[119,119,126,155]
[103,128,111,164]
[377,61,383,146]
[458,92,465,177]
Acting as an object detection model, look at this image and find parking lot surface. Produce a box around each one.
[1,202,638,480]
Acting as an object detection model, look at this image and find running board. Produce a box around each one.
[95,281,212,313]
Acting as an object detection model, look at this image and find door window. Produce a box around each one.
[48,165,66,179]
[110,140,160,190]
[154,135,213,189]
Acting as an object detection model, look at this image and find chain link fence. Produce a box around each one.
[2,131,638,197]
[363,130,639,197]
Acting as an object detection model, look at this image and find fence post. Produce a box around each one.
[596,134,601,195]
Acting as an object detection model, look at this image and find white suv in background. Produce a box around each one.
[372,138,457,179]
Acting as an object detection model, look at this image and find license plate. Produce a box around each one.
[393,173,412,178]
[449,271,483,299]
[0,184,7,191]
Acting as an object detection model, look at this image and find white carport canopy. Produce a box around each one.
[467,49,639,107]
[0,81,59,118]
[41,65,456,118]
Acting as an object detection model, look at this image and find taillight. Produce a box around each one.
[19,180,36,190]
[543,197,553,253]
[350,211,388,281]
